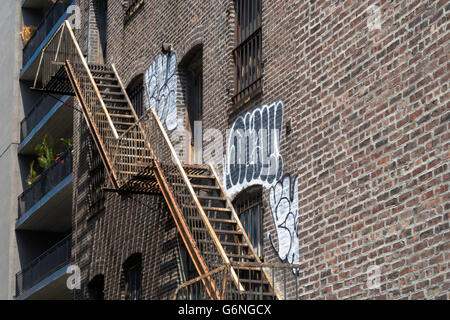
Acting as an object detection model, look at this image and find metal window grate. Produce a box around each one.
[234,187,264,259]
[126,75,145,117]
[233,0,263,106]
[123,254,142,300]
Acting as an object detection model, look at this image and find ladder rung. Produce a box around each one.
[103,98,128,104]
[192,228,242,236]
[93,76,117,82]
[188,217,236,224]
[186,205,230,212]
[200,251,255,260]
[89,69,114,75]
[100,91,124,97]
[190,184,221,190]
[187,174,215,179]
[105,105,131,111]
[196,195,226,201]
[98,119,134,126]
[197,240,249,248]
[96,83,121,89]
[95,112,135,119]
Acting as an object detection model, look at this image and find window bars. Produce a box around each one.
[233,0,263,106]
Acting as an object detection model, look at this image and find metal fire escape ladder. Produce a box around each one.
[31,20,280,300]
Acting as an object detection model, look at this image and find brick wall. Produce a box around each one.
[72,0,449,300]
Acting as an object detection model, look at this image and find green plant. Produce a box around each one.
[27,161,38,186]
[60,137,73,150]
[35,135,55,171]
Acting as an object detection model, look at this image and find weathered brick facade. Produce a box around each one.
[72,0,449,300]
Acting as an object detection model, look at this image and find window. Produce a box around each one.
[127,74,145,117]
[180,45,203,164]
[233,0,263,106]
[123,253,142,300]
[234,187,264,258]
[92,0,107,64]
[88,274,104,300]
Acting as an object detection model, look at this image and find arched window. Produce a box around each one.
[123,253,142,300]
[126,74,145,117]
[234,186,264,258]
[88,274,105,300]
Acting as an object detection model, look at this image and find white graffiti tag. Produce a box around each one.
[144,52,178,130]
[223,101,284,198]
[268,174,300,273]
[223,101,300,272]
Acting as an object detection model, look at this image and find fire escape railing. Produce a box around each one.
[32,20,120,187]
[111,109,244,298]
[173,262,302,300]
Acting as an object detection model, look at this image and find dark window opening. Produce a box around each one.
[180,45,203,164]
[234,186,264,259]
[233,0,263,106]
[127,74,145,117]
[123,253,142,300]
[88,274,104,300]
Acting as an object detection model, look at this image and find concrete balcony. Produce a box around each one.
[17,148,73,232]
[21,0,75,81]
[19,95,73,155]
[15,234,72,300]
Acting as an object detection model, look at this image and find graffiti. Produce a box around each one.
[223,101,300,272]
[144,52,178,130]
[223,101,284,199]
[268,174,300,273]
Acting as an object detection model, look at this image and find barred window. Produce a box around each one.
[123,253,142,300]
[126,74,145,117]
[233,0,263,106]
[234,187,264,258]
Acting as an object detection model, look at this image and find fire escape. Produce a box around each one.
[31,21,297,300]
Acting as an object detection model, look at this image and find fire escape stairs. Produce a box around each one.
[30,20,280,300]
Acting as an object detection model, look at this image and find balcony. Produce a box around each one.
[17,148,73,232]
[20,95,72,150]
[21,0,75,80]
[15,234,72,300]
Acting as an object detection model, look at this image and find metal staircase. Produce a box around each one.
[30,20,283,300]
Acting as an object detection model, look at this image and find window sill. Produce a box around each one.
[228,81,263,116]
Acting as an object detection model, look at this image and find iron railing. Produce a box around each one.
[23,0,74,67]
[173,262,302,300]
[20,95,69,142]
[15,234,72,297]
[18,148,73,218]
[111,109,246,299]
